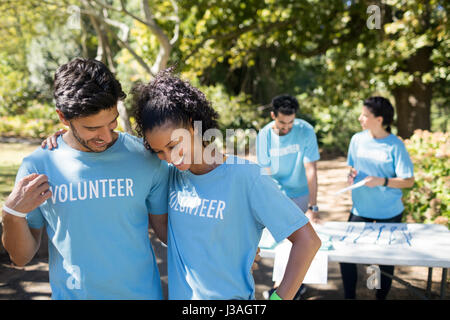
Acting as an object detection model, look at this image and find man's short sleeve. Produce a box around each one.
[303,128,320,163]
[146,160,169,215]
[249,173,309,243]
[256,128,271,168]
[15,161,45,229]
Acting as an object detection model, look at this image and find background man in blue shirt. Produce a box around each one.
[256,94,321,299]
[257,94,321,224]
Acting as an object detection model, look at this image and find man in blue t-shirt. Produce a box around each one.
[257,95,321,223]
[1,58,168,299]
[256,94,321,299]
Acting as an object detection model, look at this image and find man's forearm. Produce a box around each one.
[307,178,317,205]
[1,173,50,266]
[305,163,318,205]
[1,211,40,266]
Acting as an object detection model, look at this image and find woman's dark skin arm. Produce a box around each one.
[275,222,321,300]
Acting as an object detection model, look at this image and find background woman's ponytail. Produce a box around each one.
[386,125,392,133]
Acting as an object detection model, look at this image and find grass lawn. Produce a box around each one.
[0,142,40,207]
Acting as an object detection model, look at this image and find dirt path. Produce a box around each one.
[0,157,448,300]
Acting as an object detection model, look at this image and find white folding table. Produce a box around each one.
[259,222,450,299]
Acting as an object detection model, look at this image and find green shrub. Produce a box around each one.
[403,130,450,228]
[0,104,61,139]
[296,93,361,155]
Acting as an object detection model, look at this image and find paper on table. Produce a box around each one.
[272,242,328,284]
[334,179,367,195]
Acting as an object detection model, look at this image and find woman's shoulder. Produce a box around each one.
[385,134,409,152]
[387,133,405,144]
[225,155,262,179]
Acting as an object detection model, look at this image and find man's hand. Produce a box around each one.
[41,128,66,150]
[2,174,47,266]
[305,209,321,225]
[4,174,52,215]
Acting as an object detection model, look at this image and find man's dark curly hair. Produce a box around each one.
[132,68,219,151]
[272,94,299,116]
[53,58,126,120]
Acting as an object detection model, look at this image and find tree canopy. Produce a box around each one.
[0,0,448,148]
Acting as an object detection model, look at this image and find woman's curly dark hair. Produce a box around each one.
[132,68,219,151]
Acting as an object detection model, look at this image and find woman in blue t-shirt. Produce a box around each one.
[341,96,415,300]
[129,70,321,300]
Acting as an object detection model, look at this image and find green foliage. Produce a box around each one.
[0,0,74,114]
[26,23,82,102]
[298,92,361,154]
[179,0,449,139]
[196,83,262,155]
[0,164,18,208]
[200,83,263,130]
[0,0,448,152]
[0,104,60,139]
[403,130,450,228]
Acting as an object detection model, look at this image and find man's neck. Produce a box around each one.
[62,131,119,152]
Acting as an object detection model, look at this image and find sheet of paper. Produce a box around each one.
[334,179,367,195]
[272,242,328,284]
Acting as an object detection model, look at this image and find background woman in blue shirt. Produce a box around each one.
[342,96,415,300]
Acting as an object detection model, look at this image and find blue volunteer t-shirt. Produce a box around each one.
[17,133,168,299]
[347,130,414,219]
[256,119,320,198]
[167,155,309,300]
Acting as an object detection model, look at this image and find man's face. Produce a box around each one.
[58,107,120,153]
[271,111,295,136]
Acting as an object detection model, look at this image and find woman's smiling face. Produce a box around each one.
[145,122,196,171]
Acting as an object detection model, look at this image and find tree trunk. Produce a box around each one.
[393,83,432,139]
[117,100,133,134]
[392,46,433,139]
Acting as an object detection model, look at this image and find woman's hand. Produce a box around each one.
[363,176,384,188]
[41,128,66,150]
[347,167,357,185]
[251,248,261,273]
